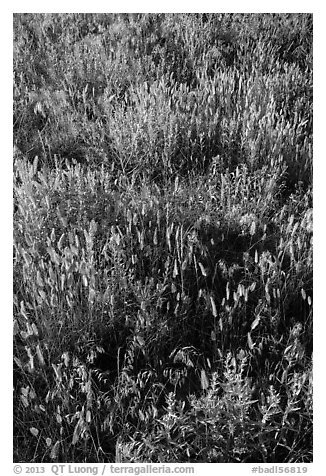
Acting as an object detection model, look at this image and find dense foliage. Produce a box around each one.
[13,13,313,463]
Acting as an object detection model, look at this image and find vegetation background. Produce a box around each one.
[13,13,313,463]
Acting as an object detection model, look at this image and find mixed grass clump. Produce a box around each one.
[13,13,312,463]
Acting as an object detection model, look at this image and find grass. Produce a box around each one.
[13,13,312,463]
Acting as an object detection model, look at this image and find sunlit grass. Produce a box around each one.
[13,13,312,463]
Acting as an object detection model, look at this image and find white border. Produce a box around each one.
[3,4,325,474]
[5,2,318,13]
